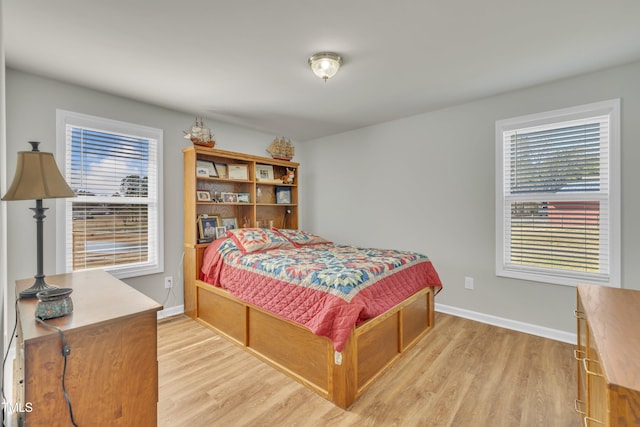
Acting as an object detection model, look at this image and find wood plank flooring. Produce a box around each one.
[158,312,579,426]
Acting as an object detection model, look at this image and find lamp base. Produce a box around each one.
[19,276,57,299]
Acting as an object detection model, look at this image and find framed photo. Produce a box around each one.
[237,192,250,203]
[214,162,227,179]
[215,226,227,239]
[222,217,238,231]
[276,187,291,204]
[196,160,218,177]
[221,192,238,203]
[197,215,221,240]
[196,167,209,177]
[196,190,211,201]
[256,164,275,182]
[228,164,249,180]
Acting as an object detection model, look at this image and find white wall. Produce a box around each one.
[6,60,639,339]
[4,69,275,311]
[301,60,640,336]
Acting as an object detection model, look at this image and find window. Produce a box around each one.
[496,100,620,287]
[56,110,163,278]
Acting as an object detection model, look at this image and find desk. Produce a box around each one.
[15,270,162,426]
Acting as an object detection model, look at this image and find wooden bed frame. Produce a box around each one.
[183,245,436,409]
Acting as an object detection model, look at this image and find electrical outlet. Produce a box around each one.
[164,276,173,289]
[464,276,474,290]
[334,351,342,365]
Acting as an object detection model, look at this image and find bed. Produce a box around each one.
[188,228,443,408]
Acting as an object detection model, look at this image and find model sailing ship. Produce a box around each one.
[267,137,295,160]
[184,117,215,147]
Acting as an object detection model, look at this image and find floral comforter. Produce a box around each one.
[201,239,442,351]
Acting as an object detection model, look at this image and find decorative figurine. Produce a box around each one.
[281,168,295,184]
[267,137,294,160]
[184,117,215,147]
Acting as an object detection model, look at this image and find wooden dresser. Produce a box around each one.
[15,270,162,426]
[576,284,640,426]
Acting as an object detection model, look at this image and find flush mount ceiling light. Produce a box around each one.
[308,52,342,82]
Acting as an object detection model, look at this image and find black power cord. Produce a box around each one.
[34,318,78,427]
[1,299,19,427]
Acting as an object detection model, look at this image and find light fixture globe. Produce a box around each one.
[308,52,342,82]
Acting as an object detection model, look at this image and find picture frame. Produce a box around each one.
[256,164,275,182]
[222,217,238,231]
[215,226,227,239]
[214,162,227,179]
[196,167,209,177]
[228,164,249,180]
[197,215,221,240]
[196,190,211,201]
[276,187,291,204]
[221,192,238,203]
[237,192,250,203]
[196,160,218,177]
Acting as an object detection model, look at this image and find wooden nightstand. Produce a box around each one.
[15,270,162,426]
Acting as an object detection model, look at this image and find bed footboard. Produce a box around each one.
[191,279,434,408]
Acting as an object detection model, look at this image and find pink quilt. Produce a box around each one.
[200,238,442,351]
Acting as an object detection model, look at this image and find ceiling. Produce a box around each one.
[4,0,640,142]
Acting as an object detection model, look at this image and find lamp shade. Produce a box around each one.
[2,142,75,201]
[308,52,342,81]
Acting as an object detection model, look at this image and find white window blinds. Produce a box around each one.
[57,110,163,278]
[496,100,620,287]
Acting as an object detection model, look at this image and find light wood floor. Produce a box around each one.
[157,313,579,427]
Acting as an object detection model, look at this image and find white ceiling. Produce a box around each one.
[5,0,640,141]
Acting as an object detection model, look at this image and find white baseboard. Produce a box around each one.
[153,303,575,342]
[157,304,184,319]
[435,303,576,345]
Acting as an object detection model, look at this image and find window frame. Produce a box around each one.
[55,110,164,279]
[495,99,620,287]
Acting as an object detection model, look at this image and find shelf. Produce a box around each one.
[256,181,297,187]
[196,202,254,206]
[196,202,253,206]
[198,176,253,184]
[185,146,299,237]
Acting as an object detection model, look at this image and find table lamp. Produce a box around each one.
[2,141,76,298]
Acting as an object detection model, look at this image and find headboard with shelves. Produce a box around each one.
[182,146,299,316]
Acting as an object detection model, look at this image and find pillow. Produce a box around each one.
[273,228,331,246]
[226,228,294,253]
